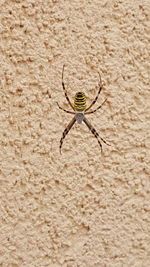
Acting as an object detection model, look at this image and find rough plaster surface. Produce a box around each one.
[0,0,150,266]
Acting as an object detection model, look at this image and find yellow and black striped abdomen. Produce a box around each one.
[74,92,86,112]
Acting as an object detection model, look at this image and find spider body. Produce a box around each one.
[57,65,110,154]
[74,91,86,124]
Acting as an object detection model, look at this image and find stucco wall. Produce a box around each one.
[0,0,150,266]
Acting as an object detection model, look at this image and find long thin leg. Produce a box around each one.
[60,116,76,154]
[85,72,103,112]
[57,102,75,114]
[62,65,75,111]
[83,117,110,153]
[85,99,107,114]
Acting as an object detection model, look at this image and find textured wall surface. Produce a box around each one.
[0,0,150,266]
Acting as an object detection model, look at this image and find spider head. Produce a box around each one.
[74,92,86,112]
[75,113,84,124]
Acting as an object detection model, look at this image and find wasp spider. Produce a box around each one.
[57,65,110,154]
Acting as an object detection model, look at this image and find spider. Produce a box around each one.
[57,65,110,154]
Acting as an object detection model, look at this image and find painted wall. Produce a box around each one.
[0,0,149,266]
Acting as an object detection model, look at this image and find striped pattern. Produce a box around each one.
[74,92,86,112]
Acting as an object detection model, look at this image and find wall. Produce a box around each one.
[0,0,150,266]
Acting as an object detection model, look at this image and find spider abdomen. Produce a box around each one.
[74,92,86,112]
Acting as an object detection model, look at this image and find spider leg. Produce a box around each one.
[57,102,75,114]
[85,98,107,114]
[62,65,75,111]
[85,72,103,112]
[60,116,76,154]
[83,117,110,153]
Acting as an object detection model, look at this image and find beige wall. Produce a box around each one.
[0,0,150,266]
